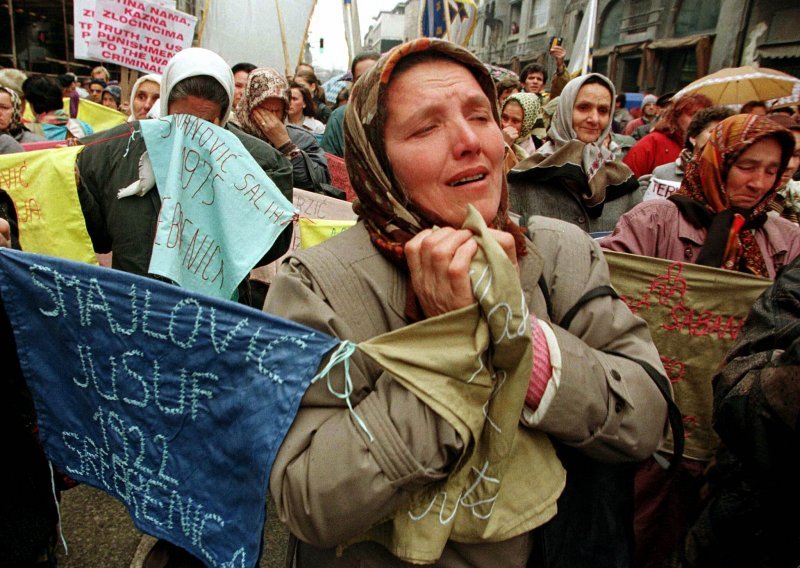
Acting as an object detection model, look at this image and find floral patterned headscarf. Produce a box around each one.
[0,86,23,135]
[234,67,290,138]
[343,38,525,264]
[671,113,794,276]
[501,92,542,143]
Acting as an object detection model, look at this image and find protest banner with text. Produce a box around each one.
[0,146,97,264]
[80,0,194,74]
[0,248,339,567]
[604,251,772,460]
[140,115,296,300]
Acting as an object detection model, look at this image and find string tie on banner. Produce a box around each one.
[311,340,372,441]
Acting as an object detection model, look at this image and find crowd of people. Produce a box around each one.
[1,36,799,568]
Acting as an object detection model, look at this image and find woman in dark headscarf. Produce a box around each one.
[508,73,641,234]
[0,86,45,143]
[264,38,670,568]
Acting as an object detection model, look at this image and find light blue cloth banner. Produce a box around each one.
[140,115,296,300]
[0,248,338,568]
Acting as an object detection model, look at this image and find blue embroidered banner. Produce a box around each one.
[0,249,338,567]
[140,115,296,300]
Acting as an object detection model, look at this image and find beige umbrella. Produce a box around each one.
[672,65,800,106]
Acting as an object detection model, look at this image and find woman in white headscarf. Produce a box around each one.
[126,73,161,120]
[508,73,640,234]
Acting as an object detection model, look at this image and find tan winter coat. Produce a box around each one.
[263,217,669,567]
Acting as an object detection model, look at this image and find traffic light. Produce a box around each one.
[319,38,324,53]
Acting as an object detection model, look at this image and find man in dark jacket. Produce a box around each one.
[76,48,293,307]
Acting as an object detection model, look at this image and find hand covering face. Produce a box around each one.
[342,38,526,266]
[670,113,794,276]
[234,67,290,138]
[502,92,542,144]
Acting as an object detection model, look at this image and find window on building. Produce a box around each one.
[661,48,698,93]
[599,0,623,48]
[674,0,720,37]
[529,0,549,30]
[625,0,652,33]
[510,1,522,34]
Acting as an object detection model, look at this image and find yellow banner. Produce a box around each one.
[299,218,356,249]
[22,98,127,134]
[0,146,97,264]
[75,99,127,133]
[604,251,771,460]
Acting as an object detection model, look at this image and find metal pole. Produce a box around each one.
[62,0,70,71]
[8,0,18,68]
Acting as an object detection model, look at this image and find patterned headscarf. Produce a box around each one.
[234,68,290,139]
[0,86,23,136]
[670,113,794,276]
[343,38,525,264]
[509,73,636,209]
[502,92,542,143]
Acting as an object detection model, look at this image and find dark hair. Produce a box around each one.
[58,73,76,88]
[616,93,626,105]
[685,106,735,148]
[768,106,795,117]
[740,100,767,114]
[654,93,712,136]
[231,62,257,75]
[288,80,317,118]
[520,63,547,85]
[89,78,107,89]
[351,51,380,81]
[167,75,229,121]
[495,76,521,98]
[335,85,350,107]
[22,75,63,114]
[294,68,325,101]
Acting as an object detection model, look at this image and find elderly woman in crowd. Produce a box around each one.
[639,106,734,201]
[264,39,672,568]
[601,113,800,568]
[508,73,641,233]
[501,92,543,160]
[234,67,330,194]
[127,73,161,120]
[623,93,713,178]
[0,86,45,144]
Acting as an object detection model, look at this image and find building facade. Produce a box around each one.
[468,0,800,95]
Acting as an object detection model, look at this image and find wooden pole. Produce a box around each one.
[274,0,292,78]
[61,0,70,71]
[194,0,213,46]
[8,0,18,69]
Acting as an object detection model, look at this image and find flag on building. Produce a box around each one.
[568,0,598,77]
[419,0,478,47]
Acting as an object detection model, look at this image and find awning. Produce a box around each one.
[757,44,800,60]
[648,34,712,50]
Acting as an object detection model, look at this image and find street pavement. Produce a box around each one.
[55,485,289,567]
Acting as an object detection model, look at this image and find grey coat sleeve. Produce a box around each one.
[523,218,670,462]
[287,125,331,193]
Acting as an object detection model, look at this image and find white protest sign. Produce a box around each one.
[85,0,195,74]
[74,0,177,62]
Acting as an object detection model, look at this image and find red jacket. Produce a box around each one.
[623,130,682,178]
